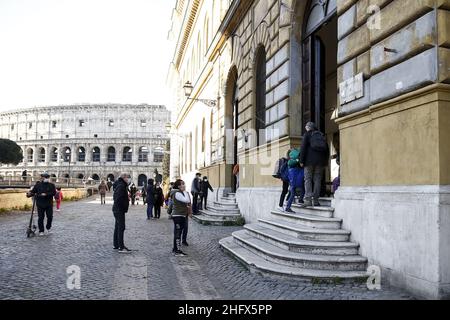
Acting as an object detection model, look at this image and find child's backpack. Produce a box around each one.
[54,191,60,201]
[273,157,288,180]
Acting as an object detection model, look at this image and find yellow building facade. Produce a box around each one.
[168,0,450,299]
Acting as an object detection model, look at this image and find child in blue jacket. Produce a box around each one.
[285,149,305,213]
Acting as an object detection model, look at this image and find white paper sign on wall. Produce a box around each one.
[339,73,364,105]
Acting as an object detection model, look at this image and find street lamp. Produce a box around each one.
[183,81,217,108]
[64,148,71,187]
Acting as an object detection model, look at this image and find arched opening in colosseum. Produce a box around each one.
[107,147,116,162]
[92,147,101,162]
[78,147,86,162]
[62,147,71,162]
[38,148,46,163]
[26,148,34,163]
[138,147,149,163]
[138,174,147,187]
[51,147,58,162]
[107,174,115,182]
[91,174,100,181]
[123,147,132,162]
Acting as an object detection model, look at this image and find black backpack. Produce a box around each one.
[310,131,328,152]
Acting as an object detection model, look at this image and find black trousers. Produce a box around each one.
[113,211,126,249]
[173,216,186,252]
[154,205,161,219]
[182,216,188,243]
[192,192,199,213]
[100,194,106,204]
[199,194,208,210]
[279,180,289,207]
[37,206,53,233]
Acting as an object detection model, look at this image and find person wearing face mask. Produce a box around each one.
[112,173,131,253]
[28,172,57,236]
[199,176,214,210]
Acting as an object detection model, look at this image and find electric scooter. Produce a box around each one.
[26,197,37,238]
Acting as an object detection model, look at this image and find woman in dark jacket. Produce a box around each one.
[146,179,155,220]
[154,182,164,219]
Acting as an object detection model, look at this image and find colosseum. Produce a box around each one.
[0,104,170,186]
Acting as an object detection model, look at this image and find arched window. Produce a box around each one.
[51,147,58,162]
[77,174,84,180]
[78,147,86,162]
[27,148,34,163]
[138,174,147,187]
[38,148,45,163]
[123,147,132,162]
[62,147,71,162]
[255,46,267,146]
[138,147,149,162]
[202,118,206,153]
[154,147,164,163]
[107,146,116,162]
[107,174,115,182]
[92,147,101,162]
[91,174,100,181]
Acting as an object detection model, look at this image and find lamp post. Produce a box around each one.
[64,148,71,188]
[183,81,217,108]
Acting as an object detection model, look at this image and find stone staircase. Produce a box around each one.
[220,197,369,282]
[192,193,244,226]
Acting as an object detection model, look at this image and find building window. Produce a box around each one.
[62,147,71,162]
[107,146,116,162]
[92,147,101,162]
[138,147,149,162]
[78,147,86,162]
[52,121,57,128]
[140,120,147,127]
[153,149,164,163]
[11,124,14,130]
[123,147,132,162]
[28,122,33,129]
[94,134,98,138]
[38,148,45,163]
[79,120,85,127]
[109,120,114,127]
[27,149,34,163]
[51,148,58,162]
[66,135,70,138]
[255,46,267,146]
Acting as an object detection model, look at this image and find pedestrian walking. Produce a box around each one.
[273,150,290,211]
[141,184,147,205]
[154,181,164,219]
[55,187,63,212]
[98,180,107,205]
[27,172,57,236]
[190,173,201,214]
[130,183,138,205]
[199,176,214,210]
[112,173,132,253]
[169,179,192,256]
[299,122,329,207]
[146,179,155,220]
[285,149,305,213]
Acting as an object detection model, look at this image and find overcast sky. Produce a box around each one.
[0,0,175,112]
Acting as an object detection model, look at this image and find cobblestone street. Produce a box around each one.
[0,196,414,300]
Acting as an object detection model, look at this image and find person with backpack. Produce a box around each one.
[284,149,305,213]
[274,150,291,211]
[299,122,329,207]
[168,179,192,257]
[55,187,63,212]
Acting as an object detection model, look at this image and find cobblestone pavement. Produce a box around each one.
[0,196,414,300]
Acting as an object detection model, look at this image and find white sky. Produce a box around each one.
[0,0,175,112]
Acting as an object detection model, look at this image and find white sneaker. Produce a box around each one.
[39,232,45,237]
[46,230,52,235]
[277,206,284,212]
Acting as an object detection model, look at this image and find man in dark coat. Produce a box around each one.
[112,173,131,253]
[28,172,56,236]
[299,122,329,207]
[199,176,214,210]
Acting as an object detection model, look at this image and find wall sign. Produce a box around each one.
[339,73,364,105]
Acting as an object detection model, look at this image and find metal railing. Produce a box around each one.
[0,176,99,189]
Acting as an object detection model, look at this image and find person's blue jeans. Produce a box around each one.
[147,203,154,219]
[286,185,305,210]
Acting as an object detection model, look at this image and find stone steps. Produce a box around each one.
[271,210,342,230]
[258,218,351,242]
[290,205,335,218]
[244,224,359,256]
[193,194,243,226]
[220,236,368,281]
[232,231,366,271]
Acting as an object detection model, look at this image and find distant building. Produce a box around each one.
[0,104,170,186]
